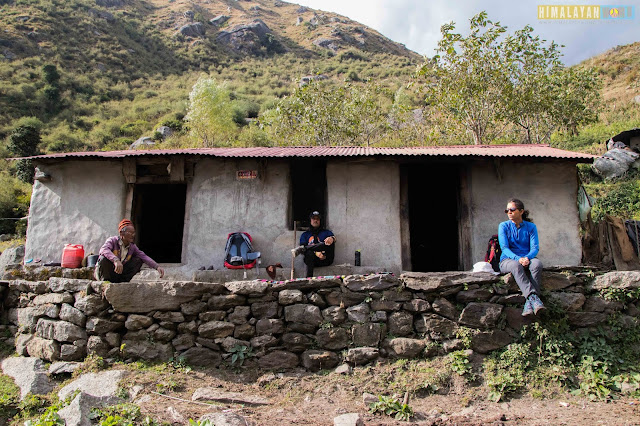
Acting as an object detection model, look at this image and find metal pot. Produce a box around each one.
[86,255,99,268]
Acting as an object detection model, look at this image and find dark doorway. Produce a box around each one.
[290,160,327,228]
[407,164,460,272]
[132,184,187,263]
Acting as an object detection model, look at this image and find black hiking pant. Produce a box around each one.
[95,256,143,282]
[303,243,334,278]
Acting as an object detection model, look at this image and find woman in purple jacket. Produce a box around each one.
[94,219,165,282]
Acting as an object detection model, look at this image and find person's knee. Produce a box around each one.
[128,257,144,272]
[303,251,315,266]
[501,260,523,274]
[529,258,543,271]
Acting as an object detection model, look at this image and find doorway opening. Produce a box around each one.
[132,184,187,263]
[289,160,327,229]
[406,164,460,272]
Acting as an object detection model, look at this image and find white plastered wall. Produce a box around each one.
[469,160,581,267]
[327,160,403,270]
[183,158,294,270]
[183,158,403,272]
[25,156,579,274]
[25,161,126,263]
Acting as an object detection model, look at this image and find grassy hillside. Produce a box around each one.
[0,0,421,150]
[556,42,640,222]
[551,41,640,155]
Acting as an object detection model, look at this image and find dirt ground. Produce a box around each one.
[108,358,640,426]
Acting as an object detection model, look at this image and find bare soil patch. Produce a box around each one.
[105,357,640,425]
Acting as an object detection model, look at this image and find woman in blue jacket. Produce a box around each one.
[498,198,545,316]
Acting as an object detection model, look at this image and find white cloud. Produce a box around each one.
[292,0,640,65]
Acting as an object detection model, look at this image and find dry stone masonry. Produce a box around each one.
[1,270,639,371]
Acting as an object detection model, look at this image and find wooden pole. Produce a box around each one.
[291,221,297,280]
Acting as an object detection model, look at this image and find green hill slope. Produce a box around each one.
[0,0,421,150]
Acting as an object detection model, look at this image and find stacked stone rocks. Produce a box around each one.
[1,270,638,371]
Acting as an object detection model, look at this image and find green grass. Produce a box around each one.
[484,309,640,402]
[0,373,21,420]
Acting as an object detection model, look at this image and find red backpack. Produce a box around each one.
[484,235,502,273]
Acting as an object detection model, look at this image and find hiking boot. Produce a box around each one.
[529,293,546,315]
[521,298,534,317]
[291,245,306,256]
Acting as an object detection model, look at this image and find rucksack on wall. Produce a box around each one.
[224,232,260,269]
[485,234,501,273]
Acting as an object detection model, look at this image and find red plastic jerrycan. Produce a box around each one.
[61,244,84,268]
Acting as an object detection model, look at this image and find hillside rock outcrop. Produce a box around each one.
[216,20,282,55]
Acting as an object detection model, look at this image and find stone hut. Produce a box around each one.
[23,145,593,279]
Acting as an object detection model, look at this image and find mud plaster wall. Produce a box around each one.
[184,158,294,271]
[469,160,581,267]
[23,157,582,274]
[25,161,126,263]
[327,161,402,269]
[184,159,402,272]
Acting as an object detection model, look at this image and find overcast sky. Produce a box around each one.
[293,0,640,65]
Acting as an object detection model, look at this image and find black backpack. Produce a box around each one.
[485,234,501,273]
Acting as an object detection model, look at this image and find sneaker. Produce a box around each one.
[521,298,534,317]
[291,245,306,256]
[529,293,546,315]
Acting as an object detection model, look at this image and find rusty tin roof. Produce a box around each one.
[26,145,595,161]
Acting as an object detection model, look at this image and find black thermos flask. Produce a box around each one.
[355,250,361,266]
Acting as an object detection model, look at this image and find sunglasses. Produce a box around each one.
[504,208,520,213]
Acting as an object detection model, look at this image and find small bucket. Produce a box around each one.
[86,255,99,268]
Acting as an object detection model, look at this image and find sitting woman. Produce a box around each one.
[498,198,545,316]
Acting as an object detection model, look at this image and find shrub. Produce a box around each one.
[591,179,640,221]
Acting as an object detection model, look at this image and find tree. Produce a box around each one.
[262,81,390,146]
[418,12,510,145]
[418,12,601,145]
[41,64,61,114]
[0,172,31,235]
[184,77,237,147]
[502,26,601,143]
[7,120,42,183]
[8,124,41,157]
[42,64,60,85]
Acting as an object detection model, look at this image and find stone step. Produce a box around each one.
[191,265,397,283]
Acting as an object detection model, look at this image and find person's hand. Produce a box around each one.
[157,267,165,278]
[324,236,335,246]
[114,260,123,274]
[315,252,326,260]
[519,257,530,267]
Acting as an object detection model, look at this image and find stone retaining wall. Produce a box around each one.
[1,270,639,371]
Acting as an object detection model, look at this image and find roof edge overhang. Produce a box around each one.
[17,145,596,163]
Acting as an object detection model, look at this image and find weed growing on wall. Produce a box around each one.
[229,344,255,367]
[448,351,476,381]
[599,287,640,303]
[483,312,640,402]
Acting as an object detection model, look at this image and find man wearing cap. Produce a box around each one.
[293,211,336,277]
[94,219,165,282]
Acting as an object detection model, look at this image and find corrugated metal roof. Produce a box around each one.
[26,145,596,161]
